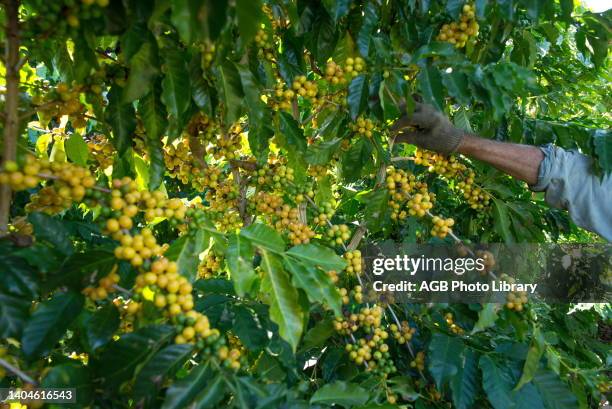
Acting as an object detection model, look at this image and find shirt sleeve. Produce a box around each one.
[531,144,612,241]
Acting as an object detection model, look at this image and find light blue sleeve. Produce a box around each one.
[531,144,612,241]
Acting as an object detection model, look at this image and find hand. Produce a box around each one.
[391,102,465,155]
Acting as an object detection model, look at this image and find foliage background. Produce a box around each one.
[0,0,610,408]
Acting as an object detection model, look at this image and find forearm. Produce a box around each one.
[456,134,543,185]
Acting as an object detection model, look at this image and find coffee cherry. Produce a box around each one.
[349,116,375,138]
[410,351,426,371]
[344,250,362,275]
[436,3,479,48]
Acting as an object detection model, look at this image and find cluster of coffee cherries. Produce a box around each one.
[344,250,363,275]
[327,269,339,284]
[390,321,416,344]
[164,137,196,185]
[335,305,384,334]
[324,60,347,85]
[1,156,95,214]
[406,192,434,218]
[198,252,224,279]
[312,201,335,226]
[475,249,496,275]
[430,215,455,239]
[308,164,328,179]
[597,379,611,394]
[436,3,479,48]
[444,312,464,335]
[345,334,395,375]
[255,161,296,192]
[83,266,121,301]
[344,57,366,77]
[327,224,351,245]
[200,41,216,68]
[410,351,426,371]
[205,179,238,213]
[288,75,319,105]
[253,192,315,245]
[33,82,90,127]
[269,81,294,111]
[87,134,114,169]
[349,117,375,138]
[111,227,165,267]
[254,28,275,61]
[415,149,489,209]
[386,167,418,220]
[187,112,217,141]
[210,123,243,160]
[24,0,108,41]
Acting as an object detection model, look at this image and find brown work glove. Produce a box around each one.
[391,102,465,155]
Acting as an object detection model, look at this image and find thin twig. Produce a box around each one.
[0,358,37,385]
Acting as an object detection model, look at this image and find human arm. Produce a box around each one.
[392,103,612,240]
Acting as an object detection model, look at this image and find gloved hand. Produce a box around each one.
[391,102,465,155]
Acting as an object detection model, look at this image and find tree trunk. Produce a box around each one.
[0,0,20,235]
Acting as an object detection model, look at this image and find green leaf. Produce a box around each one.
[236,0,263,43]
[362,188,389,233]
[0,292,29,338]
[42,362,92,406]
[305,137,343,165]
[278,111,308,155]
[260,249,304,352]
[284,257,342,317]
[161,48,191,120]
[356,2,377,57]
[240,223,285,253]
[165,229,210,281]
[492,198,515,243]
[418,64,444,112]
[592,130,611,174]
[348,74,369,120]
[379,80,402,121]
[515,327,546,390]
[232,305,269,350]
[193,376,226,408]
[454,109,473,132]
[443,71,471,104]
[123,40,159,102]
[53,41,74,83]
[134,344,193,406]
[480,355,515,409]
[301,318,335,351]
[22,291,84,359]
[428,333,464,389]
[236,64,264,122]
[450,349,479,409]
[106,85,136,155]
[85,303,120,351]
[286,243,346,272]
[559,0,573,22]
[65,133,89,166]
[471,303,499,334]
[226,234,256,296]
[162,364,215,409]
[323,0,351,22]
[0,254,38,298]
[446,0,464,18]
[95,325,174,389]
[532,370,577,409]
[341,138,373,182]
[310,381,369,407]
[216,61,245,128]
[140,82,168,190]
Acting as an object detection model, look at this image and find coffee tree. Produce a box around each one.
[0,0,610,408]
